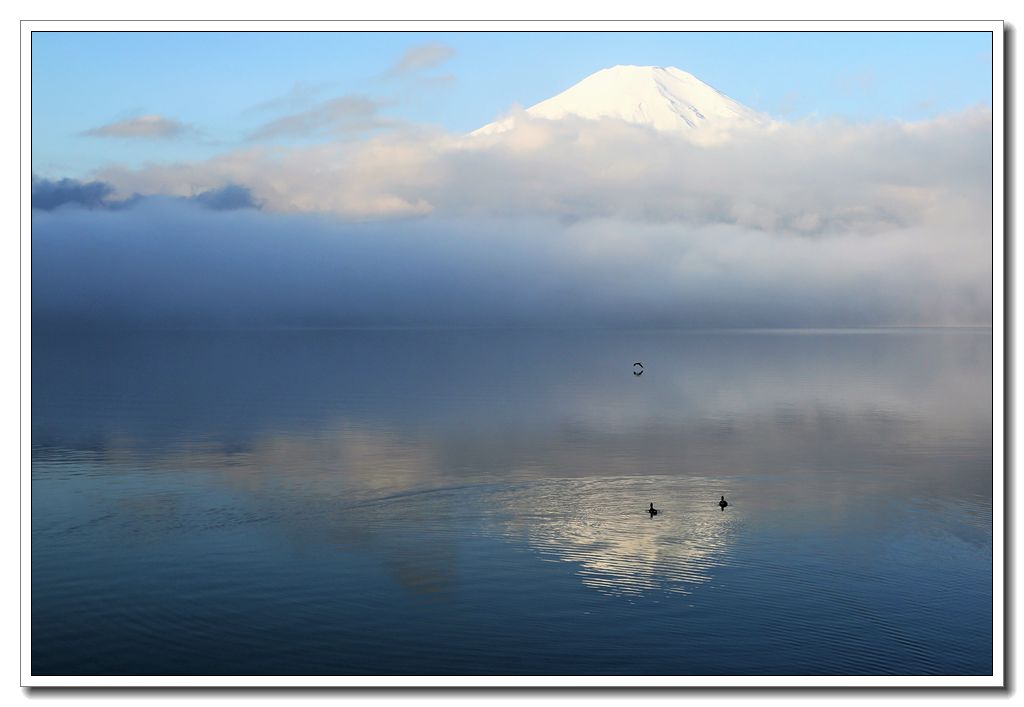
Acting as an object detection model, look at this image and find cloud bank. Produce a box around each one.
[34,108,992,329]
[95,108,992,229]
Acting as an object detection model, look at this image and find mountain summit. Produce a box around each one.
[473,65,771,139]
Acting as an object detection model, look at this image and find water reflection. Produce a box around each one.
[31,329,993,675]
[32,328,990,449]
[494,477,737,596]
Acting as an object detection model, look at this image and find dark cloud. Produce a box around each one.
[32,177,259,213]
[191,184,262,211]
[82,114,191,139]
[32,176,115,211]
[247,96,388,141]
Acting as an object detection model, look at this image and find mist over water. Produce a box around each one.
[32,158,992,330]
[32,328,992,675]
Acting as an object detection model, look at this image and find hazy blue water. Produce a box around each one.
[32,329,992,676]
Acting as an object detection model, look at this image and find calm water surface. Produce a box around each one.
[32,329,993,675]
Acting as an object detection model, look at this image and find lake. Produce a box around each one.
[31,328,993,676]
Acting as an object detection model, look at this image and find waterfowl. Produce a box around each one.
[648,502,658,516]
[719,496,728,509]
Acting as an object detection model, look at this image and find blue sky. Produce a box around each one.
[32,31,992,179]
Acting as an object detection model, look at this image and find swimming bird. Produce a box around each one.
[719,496,728,510]
[648,502,658,516]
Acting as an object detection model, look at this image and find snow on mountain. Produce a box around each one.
[472,65,772,140]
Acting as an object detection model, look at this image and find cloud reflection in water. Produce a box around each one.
[492,477,737,596]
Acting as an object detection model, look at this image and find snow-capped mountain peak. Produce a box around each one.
[473,65,771,139]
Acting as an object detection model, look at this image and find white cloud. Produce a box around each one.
[246,81,330,115]
[83,114,192,139]
[389,43,456,75]
[98,107,991,233]
[247,95,391,141]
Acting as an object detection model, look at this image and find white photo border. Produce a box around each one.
[19,18,1006,690]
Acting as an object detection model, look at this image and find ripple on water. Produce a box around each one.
[354,475,742,598]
